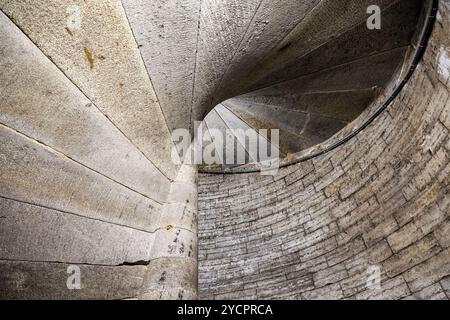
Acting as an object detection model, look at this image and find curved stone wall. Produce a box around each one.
[198,2,450,300]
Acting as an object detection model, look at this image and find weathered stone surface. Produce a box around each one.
[215,0,323,100]
[0,260,147,300]
[440,276,450,299]
[214,104,264,164]
[0,0,448,302]
[151,228,197,260]
[0,198,156,265]
[382,234,441,278]
[404,249,450,293]
[227,99,347,153]
[224,102,312,155]
[235,0,402,94]
[204,109,240,167]
[248,0,423,91]
[198,4,450,300]
[0,0,178,180]
[191,0,261,121]
[411,283,448,300]
[235,89,378,123]
[301,284,344,300]
[138,257,197,300]
[236,48,407,100]
[354,276,411,300]
[0,11,170,203]
[122,0,201,132]
[159,203,197,233]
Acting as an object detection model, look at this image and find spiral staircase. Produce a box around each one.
[0,0,449,300]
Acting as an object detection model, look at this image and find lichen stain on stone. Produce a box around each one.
[83,47,94,69]
[437,47,450,80]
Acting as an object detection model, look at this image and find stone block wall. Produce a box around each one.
[198,1,450,300]
[0,0,448,300]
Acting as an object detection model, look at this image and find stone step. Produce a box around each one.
[217,0,401,101]
[0,125,162,232]
[0,1,178,180]
[235,47,407,99]
[0,11,170,204]
[247,0,423,92]
[234,88,378,123]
